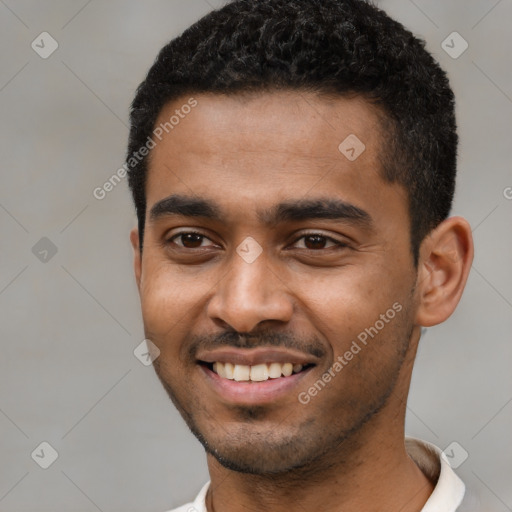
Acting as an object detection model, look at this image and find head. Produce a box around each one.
[127,0,473,475]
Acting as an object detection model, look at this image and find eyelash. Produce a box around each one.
[166,231,348,251]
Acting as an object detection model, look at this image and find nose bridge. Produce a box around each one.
[207,248,293,332]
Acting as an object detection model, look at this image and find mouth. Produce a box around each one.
[196,350,318,405]
[199,361,316,382]
[195,347,320,404]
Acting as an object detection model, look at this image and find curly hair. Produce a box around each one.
[127,0,458,265]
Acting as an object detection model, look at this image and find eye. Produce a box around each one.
[168,231,216,249]
[166,231,348,252]
[291,233,348,251]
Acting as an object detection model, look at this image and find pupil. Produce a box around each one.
[305,235,325,249]
[183,234,202,248]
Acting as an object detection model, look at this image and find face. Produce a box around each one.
[132,91,420,474]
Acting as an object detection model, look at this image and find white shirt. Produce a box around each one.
[165,437,479,512]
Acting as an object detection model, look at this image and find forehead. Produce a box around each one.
[152,90,384,163]
[145,91,404,228]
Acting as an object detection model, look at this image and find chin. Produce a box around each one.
[206,442,317,475]
[198,421,342,476]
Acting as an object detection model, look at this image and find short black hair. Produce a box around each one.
[127,0,458,265]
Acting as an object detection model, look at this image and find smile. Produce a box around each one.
[196,347,319,403]
[206,361,314,381]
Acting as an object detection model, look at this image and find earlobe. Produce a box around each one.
[415,216,474,327]
[130,228,142,291]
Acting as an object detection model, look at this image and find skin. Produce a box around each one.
[130,91,473,512]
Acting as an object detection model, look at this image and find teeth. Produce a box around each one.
[250,363,269,381]
[268,362,282,378]
[233,364,250,381]
[282,363,293,377]
[224,362,234,379]
[211,362,306,381]
[213,362,226,378]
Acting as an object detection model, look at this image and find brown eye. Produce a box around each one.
[304,235,328,249]
[180,233,204,248]
[293,233,346,250]
[169,232,214,249]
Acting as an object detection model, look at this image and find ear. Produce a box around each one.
[415,216,474,327]
[130,227,142,291]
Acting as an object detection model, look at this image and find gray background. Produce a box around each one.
[0,0,511,511]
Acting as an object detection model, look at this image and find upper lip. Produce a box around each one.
[196,347,319,366]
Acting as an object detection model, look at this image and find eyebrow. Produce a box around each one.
[149,194,373,228]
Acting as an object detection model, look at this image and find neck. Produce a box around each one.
[205,422,433,512]
[204,328,434,512]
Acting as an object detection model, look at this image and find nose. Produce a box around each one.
[206,248,294,333]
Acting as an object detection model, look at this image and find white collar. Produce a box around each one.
[405,436,465,511]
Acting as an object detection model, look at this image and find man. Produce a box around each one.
[126,0,476,510]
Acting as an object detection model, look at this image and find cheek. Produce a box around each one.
[299,265,391,319]
[295,263,409,357]
[139,261,198,347]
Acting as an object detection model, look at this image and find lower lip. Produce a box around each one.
[199,364,314,405]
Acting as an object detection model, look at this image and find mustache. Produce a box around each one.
[187,330,326,360]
